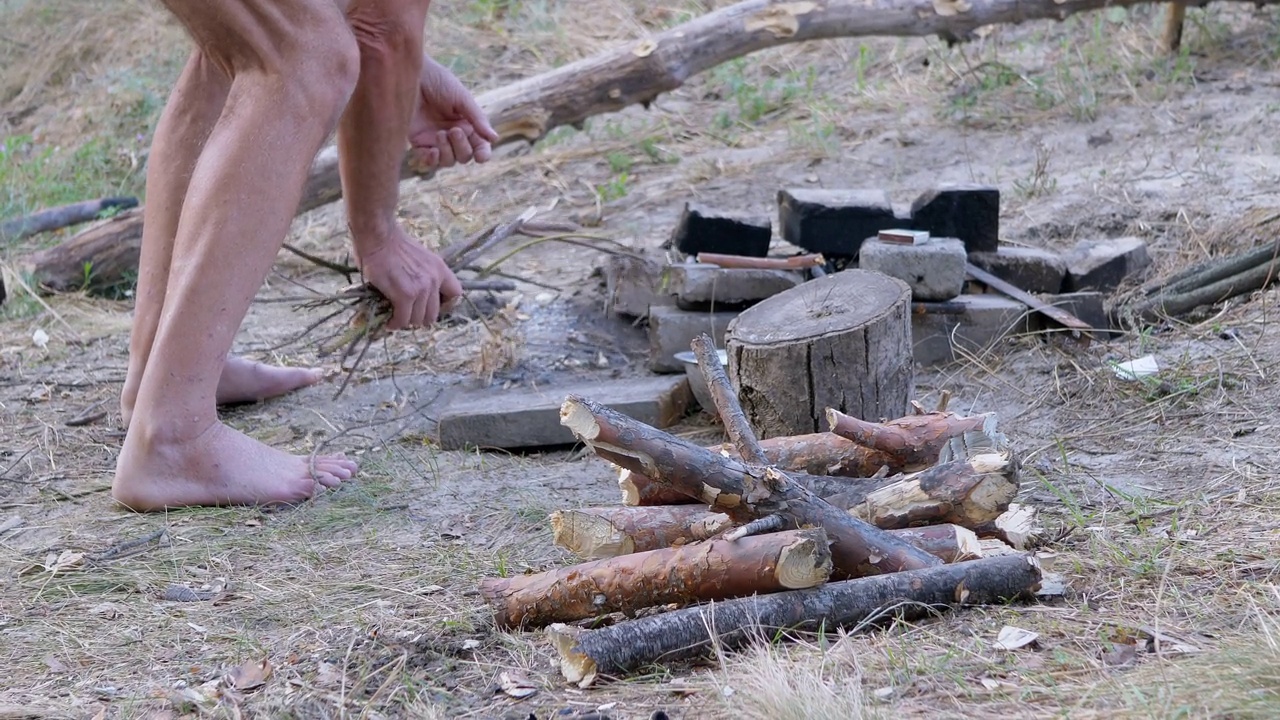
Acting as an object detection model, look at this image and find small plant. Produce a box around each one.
[597,172,629,202]
[606,151,633,175]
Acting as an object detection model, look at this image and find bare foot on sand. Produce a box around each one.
[112,421,359,511]
[216,355,324,405]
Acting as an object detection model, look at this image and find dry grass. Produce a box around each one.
[6,0,1280,718]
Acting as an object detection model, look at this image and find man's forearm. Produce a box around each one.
[337,1,432,257]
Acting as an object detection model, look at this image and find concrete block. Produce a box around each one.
[603,254,673,319]
[778,188,901,257]
[436,375,692,450]
[665,262,805,310]
[647,305,738,373]
[860,237,966,301]
[969,246,1066,294]
[911,295,1029,366]
[1064,237,1151,292]
[668,202,772,257]
[1033,291,1109,332]
[908,185,1000,253]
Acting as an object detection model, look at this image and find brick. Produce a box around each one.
[911,295,1029,366]
[908,185,1000,253]
[647,305,738,373]
[665,262,805,310]
[1033,291,1110,332]
[778,188,901,258]
[435,375,692,450]
[668,202,772,257]
[1064,237,1151,292]
[859,237,966,301]
[603,254,673,319]
[968,246,1067,294]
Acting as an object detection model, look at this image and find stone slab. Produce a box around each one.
[911,294,1029,366]
[436,375,692,450]
[647,305,738,373]
[778,188,900,257]
[1064,237,1152,292]
[1032,291,1110,332]
[665,262,805,310]
[860,237,967,301]
[908,185,1000,253]
[968,246,1066,295]
[668,202,772,258]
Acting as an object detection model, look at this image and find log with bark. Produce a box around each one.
[973,503,1040,551]
[22,208,144,294]
[619,465,896,508]
[695,253,825,270]
[561,395,942,576]
[34,0,1278,293]
[727,270,914,437]
[550,505,733,558]
[480,528,832,629]
[839,447,1020,530]
[554,502,981,563]
[546,553,1043,686]
[826,408,995,472]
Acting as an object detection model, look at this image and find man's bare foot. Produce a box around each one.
[112,421,359,511]
[121,356,324,427]
[217,355,324,405]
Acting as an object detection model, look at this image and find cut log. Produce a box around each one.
[727,270,913,437]
[889,524,982,563]
[695,253,825,270]
[547,553,1043,686]
[22,208,144,293]
[844,450,1019,530]
[692,332,769,466]
[1,196,138,243]
[619,465,892,507]
[562,395,941,576]
[480,528,832,629]
[550,505,733,559]
[826,408,994,471]
[618,468,698,506]
[973,503,1039,551]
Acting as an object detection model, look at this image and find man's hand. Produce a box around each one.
[408,56,500,171]
[356,225,463,330]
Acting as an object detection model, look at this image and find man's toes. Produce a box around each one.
[314,470,345,489]
[314,454,358,479]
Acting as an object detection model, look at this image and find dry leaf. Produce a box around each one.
[993,626,1039,651]
[315,661,344,687]
[226,657,272,691]
[1100,642,1139,667]
[91,602,124,619]
[980,678,1000,690]
[498,670,538,699]
[48,550,84,573]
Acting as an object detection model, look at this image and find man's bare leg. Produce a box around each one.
[113,0,361,511]
[119,50,324,427]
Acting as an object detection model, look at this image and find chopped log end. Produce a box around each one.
[547,623,598,688]
[978,537,1019,557]
[984,503,1040,551]
[560,396,602,441]
[775,533,834,589]
[962,454,1021,525]
[550,510,634,559]
[954,526,983,562]
[618,469,641,506]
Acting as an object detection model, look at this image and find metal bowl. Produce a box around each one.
[673,349,728,411]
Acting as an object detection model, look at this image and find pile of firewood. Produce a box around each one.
[478,334,1048,687]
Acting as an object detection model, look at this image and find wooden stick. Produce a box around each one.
[619,465,895,508]
[547,553,1043,686]
[691,332,768,466]
[889,524,982,563]
[826,408,994,471]
[481,528,832,630]
[1,197,137,243]
[561,395,941,576]
[618,468,698,506]
[696,253,825,270]
[966,263,1095,338]
[550,506,733,558]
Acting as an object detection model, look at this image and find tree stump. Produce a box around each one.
[726,269,912,437]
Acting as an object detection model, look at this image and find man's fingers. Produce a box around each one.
[471,137,493,164]
[447,127,473,165]
[424,290,442,327]
[461,96,500,143]
[435,131,457,167]
[409,292,429,329]
[386,296,413,331]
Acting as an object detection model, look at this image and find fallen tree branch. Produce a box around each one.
[1,197,137,243]
[547,553,1043,686]
[481,528,832,629]
[691,332,768,466]
[561,395,942,576]
[840,450,1020,529]
[696,253,826,270]
[1118,239,1280,323]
